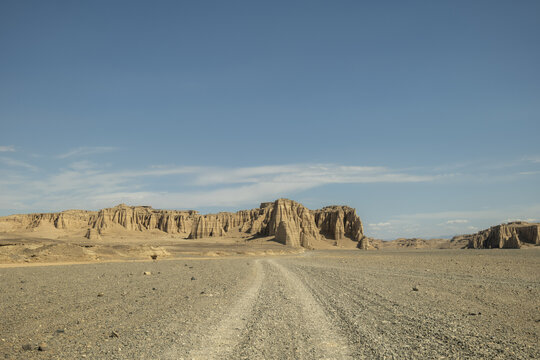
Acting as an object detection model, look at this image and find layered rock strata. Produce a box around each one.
[0,199,368,249]
[454,222,540,249]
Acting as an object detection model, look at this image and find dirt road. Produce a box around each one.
[1,250,539,359]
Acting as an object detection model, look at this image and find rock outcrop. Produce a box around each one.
[454,222,540,249]
[0,199,368,249]
[313,206,364,245]
[89,204,197,234]
[184,198,367,249]
[85,228,102,241]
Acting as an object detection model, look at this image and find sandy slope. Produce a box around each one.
[1,249,538,359]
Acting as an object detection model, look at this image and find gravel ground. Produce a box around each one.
[0,249,539,359]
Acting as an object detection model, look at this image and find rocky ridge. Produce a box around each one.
[452,222,540,249]
[0,199,367,249]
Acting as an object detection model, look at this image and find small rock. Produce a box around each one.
[191,276,196,281]
[412,286,419,291]
[97,292,104,297]
[38,343,48,351]
[22,344,33,351]
[56,329,65,334]
[110,330,119,338]
[150,255,158,260]
[152,287,156,291]
[468,311,482,316]
[143,271,151,275]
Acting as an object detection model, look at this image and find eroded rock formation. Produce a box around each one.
[89,204,197,234]
[0,199,368,249]
[454,222,540,249]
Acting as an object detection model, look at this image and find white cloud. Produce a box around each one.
[523,155,540,163]
[190,164,441,186]
[0,145,15,152]
[0,157,38,171]
[57,146,116,159]
[446,219,469,224]
[368,222,391,227]
[0,162,440,213]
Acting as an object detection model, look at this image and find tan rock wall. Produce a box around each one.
[0,199,368,249]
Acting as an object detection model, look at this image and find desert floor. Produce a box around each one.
[1,249,539,359]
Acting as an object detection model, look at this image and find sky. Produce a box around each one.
[1,0,539,239]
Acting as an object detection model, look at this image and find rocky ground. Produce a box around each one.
[1,249,539,359]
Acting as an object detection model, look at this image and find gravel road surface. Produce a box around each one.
[1,249,539,359]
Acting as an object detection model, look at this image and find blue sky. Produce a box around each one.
[1,0,539,239]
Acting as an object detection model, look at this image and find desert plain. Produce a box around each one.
[0,199,539,359]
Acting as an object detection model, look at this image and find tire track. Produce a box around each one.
[265,259,353,359]
[291,262,520,359]
[165,260,264,360]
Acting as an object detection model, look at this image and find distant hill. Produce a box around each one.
[451,222,540,249]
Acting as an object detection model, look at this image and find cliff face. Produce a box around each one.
[89,204,197,234]
[313,206,364,242]
[454,222,540,249]
[0,199,367,249]
[187,199,367,249]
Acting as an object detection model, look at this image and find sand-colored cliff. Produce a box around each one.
[452,221,540,249]
[0,199,367,249]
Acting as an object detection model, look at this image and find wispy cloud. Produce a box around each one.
[394,205,540,222]
[523,155,540,163]
[57,146,116,159]
[190,164,441,186]
[446,219,469,224]
[368,222,391,227]
[0,145,15,152]
[0,157,38,171]
[0,162,440,212]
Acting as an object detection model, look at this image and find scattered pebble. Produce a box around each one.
[144,271,151,275]
[97,292,104,297]
[38,342,48,351]
[412,286,419,291]
[191,276,196,281]
[468,312,482,316]
[110,330,119,338]
[152,287,157,291]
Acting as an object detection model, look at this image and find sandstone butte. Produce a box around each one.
[0,199,371,249]
[452,221,540,249]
